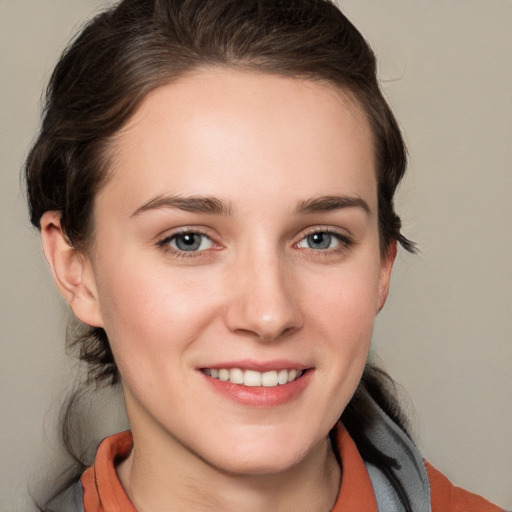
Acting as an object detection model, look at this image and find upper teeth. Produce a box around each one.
[203,368,303,387]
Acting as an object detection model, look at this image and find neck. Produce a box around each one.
[117,423,341,512]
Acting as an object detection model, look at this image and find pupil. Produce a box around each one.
[182,234,195,245]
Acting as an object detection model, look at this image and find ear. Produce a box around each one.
[377,240,397,313]
[41,211,104,327]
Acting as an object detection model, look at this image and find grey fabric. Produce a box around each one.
[366,463,406,511]
[363,395,432,512]
[62,480,84,512]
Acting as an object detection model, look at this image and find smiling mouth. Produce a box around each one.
[201,368,305,387]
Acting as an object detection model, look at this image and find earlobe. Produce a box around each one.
[41,211,104,327]
[377,240,397,313]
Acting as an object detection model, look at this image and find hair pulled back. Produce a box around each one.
[26,1,415,509]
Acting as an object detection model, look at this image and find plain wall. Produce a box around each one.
[1,0,510,510]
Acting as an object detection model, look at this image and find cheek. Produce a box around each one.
[306,259,381,335]
[93,259,222,369]
[304,257,381,383]
[296,262,380,429]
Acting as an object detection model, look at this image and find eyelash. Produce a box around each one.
[155,228,354,258]
[295,228,354,256]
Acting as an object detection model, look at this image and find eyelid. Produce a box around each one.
[155,224,218,241]
[296,226,353,243]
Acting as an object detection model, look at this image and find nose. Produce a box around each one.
[224,251,303,341]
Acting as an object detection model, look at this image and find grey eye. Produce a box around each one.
[298,232,340,250]
[306,232,332,249]
[170,233,213,252]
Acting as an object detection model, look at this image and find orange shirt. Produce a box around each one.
[81,429,505,511]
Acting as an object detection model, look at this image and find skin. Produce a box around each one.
[42,68,396,511]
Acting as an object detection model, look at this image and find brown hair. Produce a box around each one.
[26,1,415,509]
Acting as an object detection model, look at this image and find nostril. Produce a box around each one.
[255,325,297,342]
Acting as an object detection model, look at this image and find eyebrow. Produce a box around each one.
[131,193,370,218]
[131,195,232,217]
[295,195,371,215]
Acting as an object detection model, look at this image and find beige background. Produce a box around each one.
[1,0,511,510]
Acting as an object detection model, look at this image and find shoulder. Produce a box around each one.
[426,461,506,512]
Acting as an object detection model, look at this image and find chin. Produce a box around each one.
[201,429,320,477]
[213,451,306,477]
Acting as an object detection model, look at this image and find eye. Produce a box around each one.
[296,231,350,251]
[160,232,214,253]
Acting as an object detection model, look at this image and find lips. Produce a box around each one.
[202,368,304,387]
[200,363,312,407]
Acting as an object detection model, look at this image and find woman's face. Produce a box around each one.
[84,69,394,475]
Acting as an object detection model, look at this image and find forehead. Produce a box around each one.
[100,68,377,215]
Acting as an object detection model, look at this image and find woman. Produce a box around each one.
[24,0,505,510]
